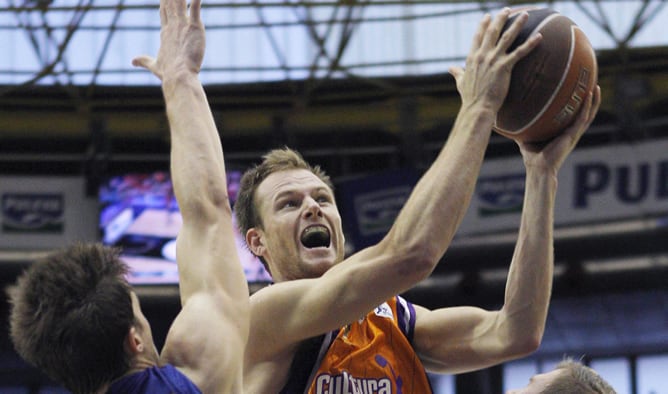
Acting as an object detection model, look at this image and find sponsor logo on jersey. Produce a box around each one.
[314,371,392,394]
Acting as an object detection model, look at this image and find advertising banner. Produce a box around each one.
[458,138,668,236]
[0,177,98,250]
[338,169,420,250]
[338,139,668,248]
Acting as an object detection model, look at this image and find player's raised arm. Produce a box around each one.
[240,9,545,393]
[132,0,250,391]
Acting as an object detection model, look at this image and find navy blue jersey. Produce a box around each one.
[107,364,202,394]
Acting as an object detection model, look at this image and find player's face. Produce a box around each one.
[250,169,345,281]
[505,369,564,394]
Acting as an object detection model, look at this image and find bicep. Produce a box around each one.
[412,304,508,374]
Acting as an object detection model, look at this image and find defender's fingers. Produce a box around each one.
[178,0,188,16]
[190,0,202,22]
[132,55,151,68]
[131,55,158,75]
[164,0,180,20]
[160,0,167,24]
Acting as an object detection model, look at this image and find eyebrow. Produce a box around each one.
[273,189,298,202]
[274,187,330,200]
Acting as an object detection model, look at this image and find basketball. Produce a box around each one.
[493,8,598,143]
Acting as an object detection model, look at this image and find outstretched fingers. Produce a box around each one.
[163,0,186,22]
[190,0,202,23]
[160,0,168,25]
[177,0,188,18]
[504,33,542,68]
[496,11,542,70]
[469,13,492,54]
[479,8,511,51]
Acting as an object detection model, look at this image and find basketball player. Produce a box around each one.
[7,0,249,392]
[234,9,602,394]
[507,358,617,393]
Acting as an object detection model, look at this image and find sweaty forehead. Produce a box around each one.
[258,169,331,200]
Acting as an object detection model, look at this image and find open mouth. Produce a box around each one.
[300,225,331,248]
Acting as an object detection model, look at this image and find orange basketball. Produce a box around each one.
[493,8,598,143]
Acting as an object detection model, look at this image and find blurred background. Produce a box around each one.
[1,0,668,392]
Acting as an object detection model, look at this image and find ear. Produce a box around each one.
[246,228,265,257]
[124,326,145,355]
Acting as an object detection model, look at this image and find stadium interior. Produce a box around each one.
[1,1,667,392]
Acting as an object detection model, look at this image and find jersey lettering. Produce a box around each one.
[314,371,392,394]
[291,297,432,394]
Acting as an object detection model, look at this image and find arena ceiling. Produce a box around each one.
[0,0,668,361]
[1,1,668,169]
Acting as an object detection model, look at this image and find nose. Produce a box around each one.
[303,197,323,218]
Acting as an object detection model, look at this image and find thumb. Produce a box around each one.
[132,55,155,70]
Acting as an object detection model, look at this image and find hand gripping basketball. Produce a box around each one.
[493,8,598,143]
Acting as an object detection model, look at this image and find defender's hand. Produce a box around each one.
[132,0,205,80]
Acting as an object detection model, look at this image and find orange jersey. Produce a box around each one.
[281,296,432,394]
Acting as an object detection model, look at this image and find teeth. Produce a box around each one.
[303,225,327,236]
[301,225,331,248]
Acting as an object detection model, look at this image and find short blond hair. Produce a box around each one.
[543,358,617,394]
